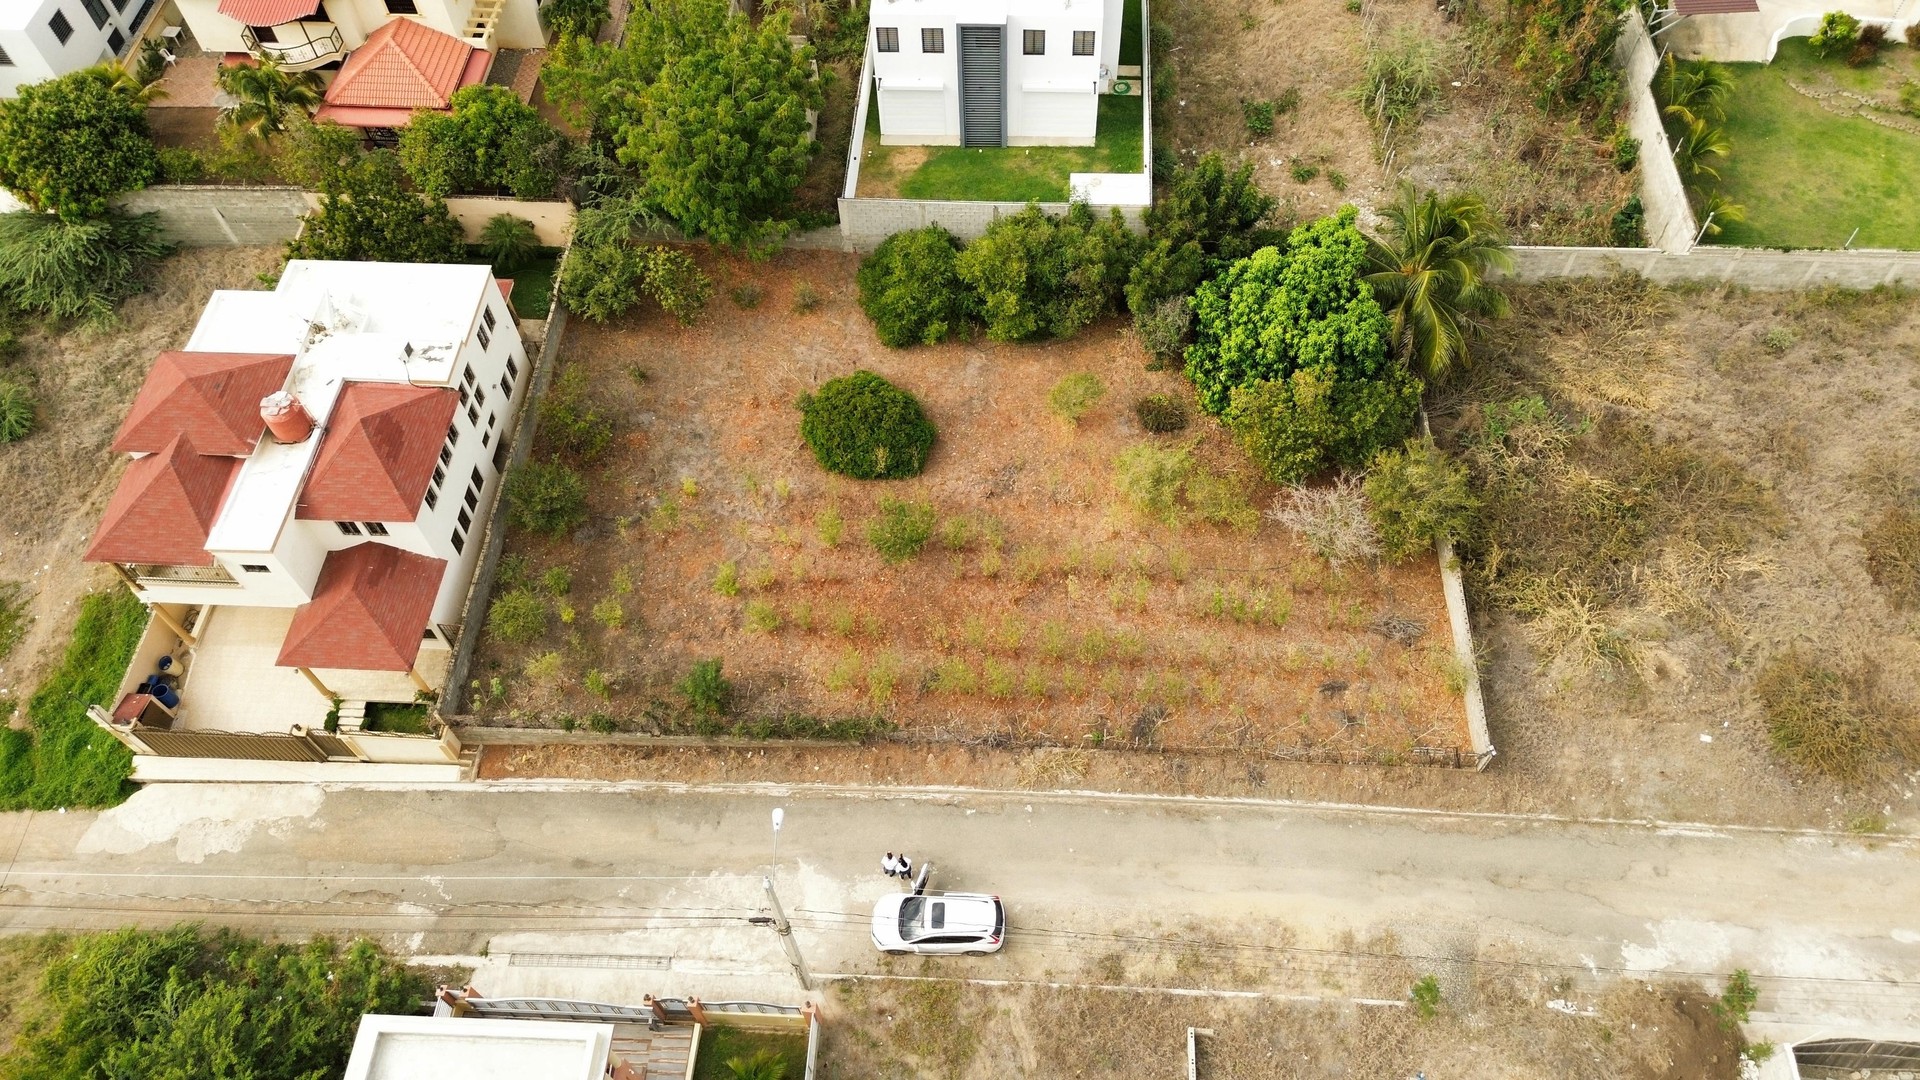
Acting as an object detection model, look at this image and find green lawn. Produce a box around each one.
[1120,0,1142,66]
[691,1024,809,1080]
[0,590,144,810]
[463,248,559,320]
[1706,40,1920,249]
[362,701,431,734]
[858,94,1145,202]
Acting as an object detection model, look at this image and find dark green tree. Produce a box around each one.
[0,68,159,220]
[540,0,611,40]
[0,210,170,325]
[797,370,936,480]
[954,202,1134,342]
[273,117,366,190]
[397,84,568,198]
[1125,152,1279,314]
[286,150,465,264]
[856,225,970,346]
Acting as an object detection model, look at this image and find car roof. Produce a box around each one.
[903,893,998,936]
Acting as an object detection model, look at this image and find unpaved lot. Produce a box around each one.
[473,251,1464,761]
[0,248,282,706]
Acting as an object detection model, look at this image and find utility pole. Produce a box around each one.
[761,875,814,991]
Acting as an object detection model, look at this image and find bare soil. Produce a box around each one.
[1156,0,1630,243]
[0,248,283,710]
[471,250,1465,761]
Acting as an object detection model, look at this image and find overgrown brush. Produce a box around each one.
[1863,504,1920,610]
[1754,649,1887,781]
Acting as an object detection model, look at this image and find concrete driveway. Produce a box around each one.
[0,781,1914,1027]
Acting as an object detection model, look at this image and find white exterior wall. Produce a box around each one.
[870,0,1113,146]
[176,0,542,61]
[0,0,142,97]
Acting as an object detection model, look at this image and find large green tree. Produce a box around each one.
[0,68,159,220]
[1362,184,1512,383]
[397,84,569,199]
[1125,153,1279,315]
[540,0,821,245]
[286,150,465,264]
[4,925,425,1080]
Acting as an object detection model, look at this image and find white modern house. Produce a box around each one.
[1655,0,1915,61]
[0,0,152,96]
[84,261,530,772]
[868,0,1127,146]
[173,0,541,70]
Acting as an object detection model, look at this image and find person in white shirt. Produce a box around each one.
[881,852,900,877]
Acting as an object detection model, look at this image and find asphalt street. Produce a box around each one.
[0,781,1912,1025]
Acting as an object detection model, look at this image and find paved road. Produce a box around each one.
[0,781,1914,1025]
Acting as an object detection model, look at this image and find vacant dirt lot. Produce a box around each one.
[1155,0,1630,243]
[1435,278,1920,827]
[0,248,282,706]
[472,251,1464,761]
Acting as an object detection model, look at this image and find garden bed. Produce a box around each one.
[853,95,1145,202]
[1704,40,1920,250]
[692,1024,808,1080]
[468,251,1465,762]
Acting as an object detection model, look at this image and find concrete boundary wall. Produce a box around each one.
[1617,8,1698,253]
[836,198,1146,249]
[113,185,573,248]
[1505,244,1920,287]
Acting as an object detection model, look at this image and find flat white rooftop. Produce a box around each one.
[343,1015,613,1080]
[187,261,493,555]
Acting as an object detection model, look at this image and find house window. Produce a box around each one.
[432,465,446,490]
[483,307,497,331]
[0,44,13,65]
[492,438,509,474]
[501,374,514,398]
[439,444,453,466]
[505,356,519,382]
[481,431,490,448]
[241,564,271,573]
[48,11,72,43]
[364,522,389,536]
[451,529,465,554]
[336,521,363,536]
[457,384,470,407]
[921,27,943,53]
[461,364,475,386]
[875,26,898,52]
[464,487,479,511]
[1023,29,1045,54]
[385,0,417,13]
[106,28,124,52]
[476,326,491,351]
[424,488,438,510]
[466,404,479,426]
[249,23,279,43]
[446,424,459,446]
[457,508,472,531]
[474,385,486,408]
[470,467,483,489]
[422,627,437,640]
[486,411,496,431]
[79,0,107,30]
[1073,30,1095,55]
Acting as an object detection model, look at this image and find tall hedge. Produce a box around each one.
[797,371,936,480]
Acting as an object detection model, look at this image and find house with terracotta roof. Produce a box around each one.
[83,260,529,778]
[172,0,540,72]
[313,16,493,129]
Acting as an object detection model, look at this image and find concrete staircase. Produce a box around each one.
[334,700,367,732]
[462,0,505,50]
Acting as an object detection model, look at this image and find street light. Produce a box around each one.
[771,806,784,863]
[760,806,811,990]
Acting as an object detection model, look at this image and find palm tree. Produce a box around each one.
[1695,191,1747,238]
[83,62,166,105]
[723,1049,788,1080]
[216,58,324,137]
[1362,184,1513,384]
[1671,117,1732,179]
[1656,54,1732,127]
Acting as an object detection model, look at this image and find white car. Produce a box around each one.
[871,891,1006,956]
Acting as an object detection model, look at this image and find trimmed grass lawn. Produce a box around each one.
[0,590,144,810]
[691,1025,808,1080]
[857,94,1145,201]
[363,701,432,734]
[1708,40,1920,249]
[464,248,559,320]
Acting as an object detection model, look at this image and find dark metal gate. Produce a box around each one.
[958,25,1005,147]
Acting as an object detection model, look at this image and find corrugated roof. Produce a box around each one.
[111,352,295,456]
[296,382,459,523]
[1672,0,1759,14]
[84,434,242,567]
[276,543,447,672]
[323,19,476,111]
[215,0,321,27]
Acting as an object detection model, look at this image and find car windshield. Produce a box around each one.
[896,897,947,939]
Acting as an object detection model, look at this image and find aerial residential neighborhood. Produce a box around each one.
[0,0,1912,1074]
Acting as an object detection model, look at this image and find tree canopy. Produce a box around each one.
[397,85,568,199]
[541,0,821,245]
[2,925,425,1080]
[286,150,465,264]
[0,68,159,221]
[953,202,1135,342]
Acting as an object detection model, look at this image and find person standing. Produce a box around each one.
[895,852,913,881]
[881,852,900,878]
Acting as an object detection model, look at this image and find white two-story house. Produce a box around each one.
[85,261,529,735]
[0,0,152,97]
[174,0,541,70]
[867,0,1125,146]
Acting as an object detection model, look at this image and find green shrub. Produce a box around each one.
[678,658,732,716]
[587,710,617,731]
[730,283,764,308]
[156,145,206,184]
[1290,162,1319,183]
[713,561,740,596]
[744,599,781,632]
[539,365,614,461]
[1410,974,1441,1019]
[1900,80,1920,117]
[1127,154,1277,316]
[487,589,548,644]
[1226,368,1421,484]
[1808,10,1861,57]
[0,582,28,663]
[0,381,35,443]
[1754,649,1884,780]
[505,458,589,535]
[592,596,626,629]
[1134,394,1189,434]
[1363,439,1478,560]
[1242,99,1275,138]
[797,371,936,480]
[1047,372,1106,425]
[0,211,170,326]
[867,498,936,563]
[541,0,610,39]
[480,214,541,273]
[274,117,368,190]
[1712,970,1758,1030]
[1610,196,1645,247]
[1610,131,1639,172]
[1356,28,1439,128]
[1113,442,1193,525]
[955,202,1136,342]
[640,246,712,324]
[560,239,646,322]
[857,226,971,346]
[541,566,573,596]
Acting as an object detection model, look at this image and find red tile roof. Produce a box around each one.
[216,0,320,26]
[323,19,479,112]
[297,382,458,523]
[84,434,242,566]
[111,352,295,456]
[276,543,447,672]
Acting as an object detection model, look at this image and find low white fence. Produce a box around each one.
[1505,244,1920,287]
